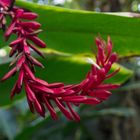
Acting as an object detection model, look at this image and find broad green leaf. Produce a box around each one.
[11,0,140,57]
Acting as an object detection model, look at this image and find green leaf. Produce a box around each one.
[12,0,140,57]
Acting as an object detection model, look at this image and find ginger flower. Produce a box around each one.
[0,0,120,121]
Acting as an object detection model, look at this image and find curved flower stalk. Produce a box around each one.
[0,0,120,121]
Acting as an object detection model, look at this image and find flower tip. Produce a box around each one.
[109,52,118,64]
[95,37,101,46]
[107,36,111,41]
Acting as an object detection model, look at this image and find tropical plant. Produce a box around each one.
[0,0,140,140]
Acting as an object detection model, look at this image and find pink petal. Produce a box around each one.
[67,102,80,121]
[10,37,23,47]
[19,12,38,20]
[109,53,118,64]
[28,43,45,58]
[17,55,25,70]
[10,82,18,99]
[27,98,35,113]
[88,90,111,100]
[97,84,120,90]
[20,21,41,30]
[1,67,16,81]
[62,96,87,103]
[25,83,36,102]
[82,98,101,105]
[15,9,24,18]
[104,62,111,73]
[47,83,64,88]
[5,22,16,40]
[34,99,45,117]
[44,98,58,120]
[23,64,35,80]
[30,84,54,94]
[28,56,44,68]
[17,70,24,89]
[0,0,12,7]
[29,36,46,48]
[23,40,30,54]
[35,78,48,86]
[105,36,112,61]
[97,45,105,66]
[54,98,73,120]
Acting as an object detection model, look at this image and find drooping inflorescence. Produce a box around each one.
[0,0,120,121]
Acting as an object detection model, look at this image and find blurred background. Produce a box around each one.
[1,0,140,140]
[26,0,140,12]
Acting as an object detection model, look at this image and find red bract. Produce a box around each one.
[0,0,14,7]
[0,2,120,121]
[0,0,15,30]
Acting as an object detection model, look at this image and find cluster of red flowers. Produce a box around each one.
[0,0,120,121]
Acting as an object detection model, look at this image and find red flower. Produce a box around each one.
[0,2,120,121]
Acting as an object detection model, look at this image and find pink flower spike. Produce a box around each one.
[0,2,120,121]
